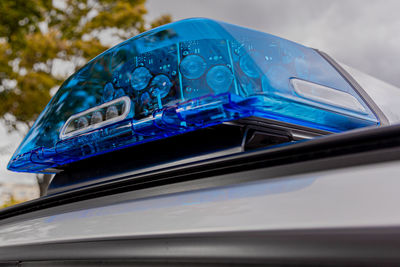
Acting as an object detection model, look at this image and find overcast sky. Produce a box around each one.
[147,0,400,88]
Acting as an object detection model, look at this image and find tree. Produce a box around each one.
[0,0,171,196]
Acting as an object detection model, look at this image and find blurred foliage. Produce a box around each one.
[1,195,23,209]
[0,0,171,129]
[0,0,171,197]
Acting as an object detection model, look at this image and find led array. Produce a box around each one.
[60,97,130,139]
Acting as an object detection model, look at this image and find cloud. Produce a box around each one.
[147,0,400,87]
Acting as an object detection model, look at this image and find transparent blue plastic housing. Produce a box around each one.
[8,18,379,173]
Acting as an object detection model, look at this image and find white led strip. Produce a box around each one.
[59,96,131,140]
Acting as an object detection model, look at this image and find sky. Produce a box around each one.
[147,0,400,88]
[0,126,36,184]
[1,0,399,184]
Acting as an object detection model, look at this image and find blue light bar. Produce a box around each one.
[8,18,379,173]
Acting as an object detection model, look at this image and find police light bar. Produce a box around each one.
[8,18,379,173]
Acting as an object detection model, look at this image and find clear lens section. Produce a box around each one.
[61,96,130,139]
[8,18,379,173]
[106,105,119,120]
[90,111,104,125]
[76,117,89,129]
[290,78,366,113]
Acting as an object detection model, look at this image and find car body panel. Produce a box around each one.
[0,159,399,247]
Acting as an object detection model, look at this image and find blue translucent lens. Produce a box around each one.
[180,54,207,79]
[140,91,151,105]
[239,52,267,78]
[8,18,379,173]
[131,67,152,91]
[103,83,115,102]
[206,65,233,93]
[114,88,125,98]
[150,74,172,98]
